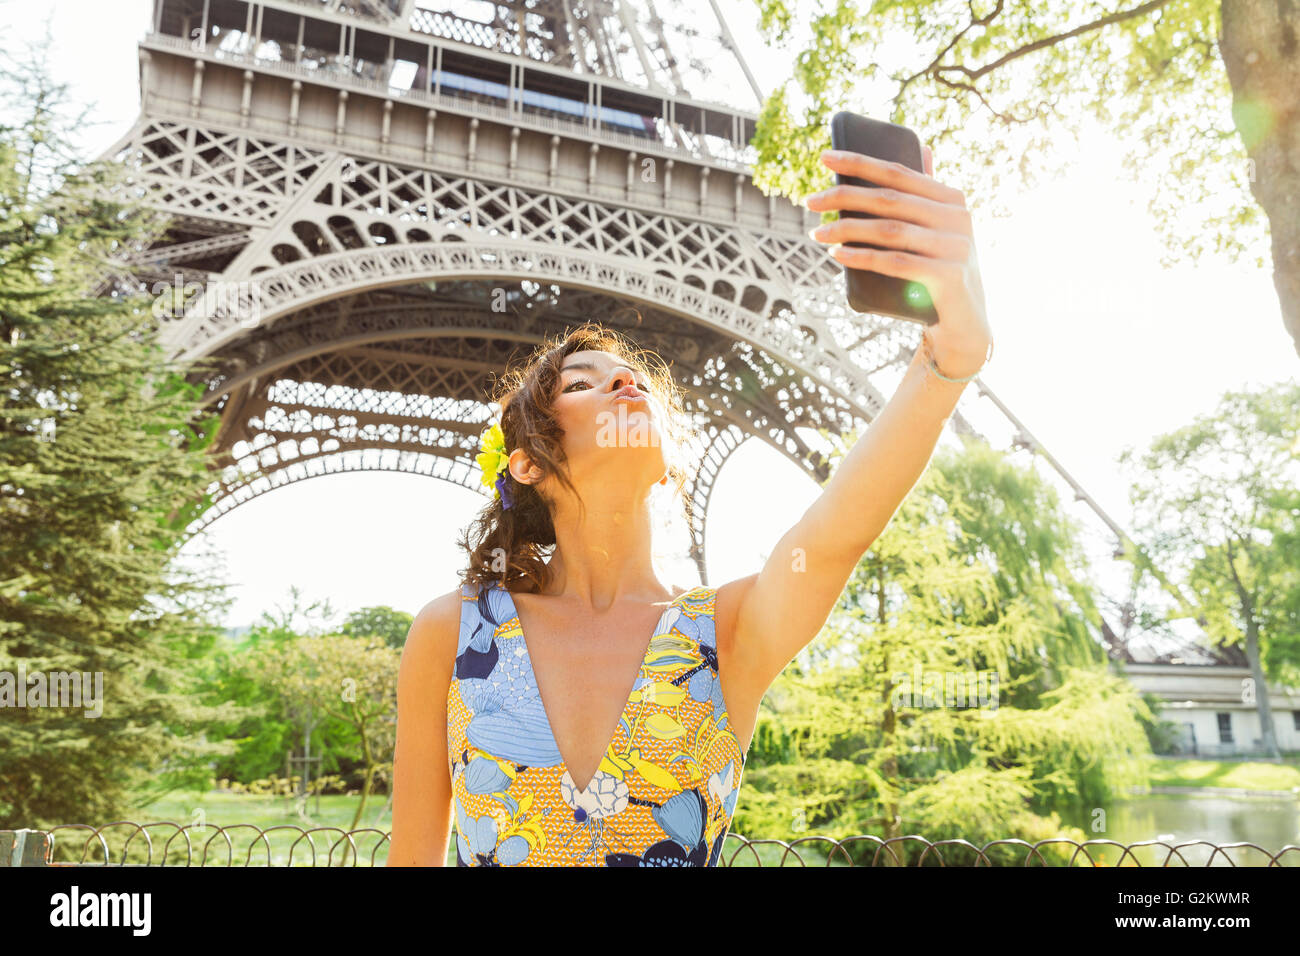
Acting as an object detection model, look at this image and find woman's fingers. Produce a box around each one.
[829,244,966,293]
[806,182,970,233]
[805,150,970,233]
[811,218,971,261]
[803,146,984,319]
[820,149,961,206]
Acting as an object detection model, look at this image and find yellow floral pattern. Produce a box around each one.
[447,580,748,866]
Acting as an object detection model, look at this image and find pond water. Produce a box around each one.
[1060,793,1300,866]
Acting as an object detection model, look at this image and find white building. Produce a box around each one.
[1115,639,1300,757]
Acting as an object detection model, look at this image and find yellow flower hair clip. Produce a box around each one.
[476,422,514,509]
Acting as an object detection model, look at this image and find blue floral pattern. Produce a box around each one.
[447,580,748,866]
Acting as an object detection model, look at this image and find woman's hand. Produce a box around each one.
[805,145,994,380]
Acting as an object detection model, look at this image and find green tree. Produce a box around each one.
[196,586,340,786]
[1117,379,1300,758]
[196,635,296,787]
[342,605,414,650]
[0,33,238,827]
[253,633,400,837]
[736,437,1152,864]
[746,0,1300,357]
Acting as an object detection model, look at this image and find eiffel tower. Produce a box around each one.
[93,0,1217,665]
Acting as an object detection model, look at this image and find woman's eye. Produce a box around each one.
[563,379,649,392]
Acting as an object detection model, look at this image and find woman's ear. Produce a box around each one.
[508,448,542,486]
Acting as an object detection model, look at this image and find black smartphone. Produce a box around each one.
[828,110,939,325]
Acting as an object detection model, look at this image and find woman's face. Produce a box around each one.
[539,348,669,496]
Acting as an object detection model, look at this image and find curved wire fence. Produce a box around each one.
[5,824,1299,867]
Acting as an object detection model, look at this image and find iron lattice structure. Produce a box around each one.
[93,0,1173,656]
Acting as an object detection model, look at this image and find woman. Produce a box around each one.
[387,145,994,866]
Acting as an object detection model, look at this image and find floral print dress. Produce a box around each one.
[447,579,748,866]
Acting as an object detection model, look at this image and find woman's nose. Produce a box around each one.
[607,367,636,390]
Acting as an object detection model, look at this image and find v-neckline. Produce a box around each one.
[495,582,683,796]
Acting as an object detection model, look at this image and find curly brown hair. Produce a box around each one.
[456,321,694,596]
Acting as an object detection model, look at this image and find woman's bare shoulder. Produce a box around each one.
[401,586,466,669]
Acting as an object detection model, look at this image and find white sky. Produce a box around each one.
[6,1,1298,632]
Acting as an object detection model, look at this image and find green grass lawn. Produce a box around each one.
[135,788,394,833]
[1142,754,1300,791]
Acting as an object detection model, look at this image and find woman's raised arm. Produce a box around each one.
[718,145,996,700]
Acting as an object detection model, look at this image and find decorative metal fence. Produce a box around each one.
[4,825,1298,867]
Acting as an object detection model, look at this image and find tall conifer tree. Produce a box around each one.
[0,33,240,828]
